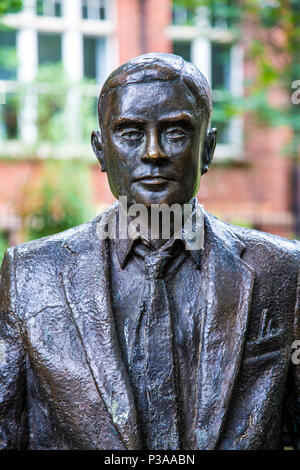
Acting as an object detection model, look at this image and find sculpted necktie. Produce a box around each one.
[128,249,181,450]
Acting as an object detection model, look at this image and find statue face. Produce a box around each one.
[97,80,209,207]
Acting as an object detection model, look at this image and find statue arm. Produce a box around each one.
[290,368,300,450]
[0,248,28,449]
[283,266,300,449]
[291,267,300,449]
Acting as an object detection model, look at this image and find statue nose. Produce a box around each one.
[142,129,167,162]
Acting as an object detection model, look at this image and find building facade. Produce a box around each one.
[0,0,295,248]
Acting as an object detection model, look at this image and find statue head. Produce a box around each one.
[92,53,217,207]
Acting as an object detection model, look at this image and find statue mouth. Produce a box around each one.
[133,174,172,182]
[133,175,171,190]
[137,176,168,183]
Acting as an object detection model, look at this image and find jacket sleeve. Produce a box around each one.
[283,266,300,449]
[0,248,28,449]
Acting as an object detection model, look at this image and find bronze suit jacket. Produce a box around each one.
[0,205,300,450]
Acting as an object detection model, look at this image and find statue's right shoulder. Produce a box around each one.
[12,218,98,258]
[10,202,119,260]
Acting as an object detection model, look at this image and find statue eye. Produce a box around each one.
[120,129,143,141]
[164,127,188,140]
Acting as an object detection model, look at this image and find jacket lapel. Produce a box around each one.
[61,205,142,450]
[61,204,254,451]
[195,213,255,449]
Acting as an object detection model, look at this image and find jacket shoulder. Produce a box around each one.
[206,212,300,265]
[1,214,105,322]
[11,214,102,260]
[230,222,300,260]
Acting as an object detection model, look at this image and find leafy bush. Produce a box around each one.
[0,232,9,265]
[18,160,95,241]
[35,64,69,143]
[0,0,22,16]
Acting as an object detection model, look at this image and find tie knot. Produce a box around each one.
[144,252,172,280]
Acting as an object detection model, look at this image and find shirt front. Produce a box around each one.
[109,201,205,449]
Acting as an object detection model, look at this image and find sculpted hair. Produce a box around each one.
[98,53,213,126]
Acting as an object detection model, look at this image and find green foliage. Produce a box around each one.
[229,219,253,229]
[173,0,241,27]
[35,64,69,143]
[80,83,98,142]
[0,42,17,70]
[0,232,9,265]
[19,160,95,241]
[0,0,22,16]
[0,1,22,103]
[32,63,97,145]
[212,90,241,124]
[0,6,20,71]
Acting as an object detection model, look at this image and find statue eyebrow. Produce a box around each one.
[158,112,195,125]
[111,117,147,129]
[111,112,195,129]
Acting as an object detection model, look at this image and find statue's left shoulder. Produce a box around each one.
[205,211,300,267]
[230,223,300,267]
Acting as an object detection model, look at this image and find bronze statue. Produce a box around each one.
[0,53,300,450]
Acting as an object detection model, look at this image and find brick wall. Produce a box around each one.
[117,0,171,63]
[117,0,141,63]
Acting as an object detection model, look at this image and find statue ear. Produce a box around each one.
[201,128,217,175]
[91,130,106,172]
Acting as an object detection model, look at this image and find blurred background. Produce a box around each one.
[0,0,299,261]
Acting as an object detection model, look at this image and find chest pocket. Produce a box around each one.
[243,329,289,365]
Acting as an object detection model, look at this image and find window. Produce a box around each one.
[172,5,196,26]
[211,43,231,144]
[0,0,115,151]
[0,29,18,139]
[0,29,17,80]
[36,0,62,18]
[0,93,18,140]
[211,43,231,90]
[38,33,62,65]
[210,0,234,28]
[170,2,242,152]
[173,41,191,62]
[82,0,107,21]
[83,37,106,83]
[173,39,233,144]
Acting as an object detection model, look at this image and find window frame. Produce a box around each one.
[168,5,244,161]
[81,0,109,21]
[0,0,117,156]
[36,0,62,18]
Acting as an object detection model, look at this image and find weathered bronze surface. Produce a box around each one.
[0,53,300,450]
